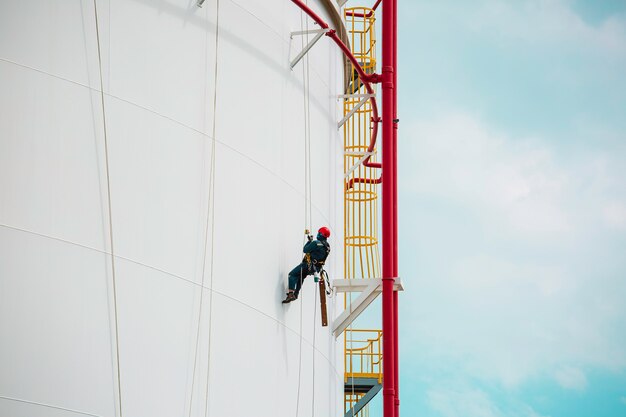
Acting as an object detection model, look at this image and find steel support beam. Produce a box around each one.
[338,94,374,128]
[331,278,404,338]
[344,381,382,417]
[290,28,330,69]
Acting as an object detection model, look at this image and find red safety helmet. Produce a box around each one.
[318,226,331,238]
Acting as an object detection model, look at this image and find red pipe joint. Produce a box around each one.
[363,73,383,84]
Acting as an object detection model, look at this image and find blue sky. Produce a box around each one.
[386,1,626,416]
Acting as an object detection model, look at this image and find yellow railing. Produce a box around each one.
[345,393,371,417]
[344,7,377,74]
[345,329,383,383]
[343,8,381,416]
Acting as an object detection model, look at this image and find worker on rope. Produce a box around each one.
[282,227,331,303]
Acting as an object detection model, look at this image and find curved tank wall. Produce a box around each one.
[0,1,345,416]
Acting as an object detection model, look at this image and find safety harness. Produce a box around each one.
[304,239,331,270]
[314,239,331,266]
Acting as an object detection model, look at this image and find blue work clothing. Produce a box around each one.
[288,236,330,297]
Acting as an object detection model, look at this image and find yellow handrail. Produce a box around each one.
[345,329,383,383]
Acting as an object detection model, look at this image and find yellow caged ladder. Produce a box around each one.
[343,6,382,417]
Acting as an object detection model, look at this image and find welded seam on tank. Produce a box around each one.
[0,0,338,89]
[0,223,202,286]
[81,88,335,219]
[0,223,340,369]
[0,56,330,128]
[0,31,333,102]
[93,1,124,416]
[0,224,108,255]
[187,3,215,415]
[0,58,332,218]
[90,93,333,214]
[0,396,102,417]
[0,225,339,367]
[203,0,221,415]
[207,288,337,364]
[0,191,331,265]
[0,58,95,90]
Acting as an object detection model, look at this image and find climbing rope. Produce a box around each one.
[302,2,320,415]
[186,1,220,415]
[194,2,222,416]
[295,5,308,416]
[295,2,318,415]
[93,2,124,416]
[311,272,318,417]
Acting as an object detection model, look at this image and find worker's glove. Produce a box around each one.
[307,234,314,242]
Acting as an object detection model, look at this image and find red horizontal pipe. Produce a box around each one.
[344,0,382,18]
[345,175,382,190]
[290,0,381,187]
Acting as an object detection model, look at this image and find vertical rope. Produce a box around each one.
[92,1,123,415]
[311,275,318,417]
[296,2,318,415]
[203,1,221,416]
[295,6,308,416]
[295,264,305,417]
[303,2,317,415]
[188,3,216,415]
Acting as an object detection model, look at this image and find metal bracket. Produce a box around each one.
[290,28,330,69]
[196,0,206,7]
[344,380,382,417]
[344,152,375,179]
[337,0,350,7]
[331,278,403,338]
[337,93,374,129]
[332,278,404,293]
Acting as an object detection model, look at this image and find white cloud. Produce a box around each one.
[467,0,626,59]
[427,386,503,417]
[426,384,551,417]
[395,2,626,416]
[603,202,626,230]
[402,110,626,389]
[554,366,588,391]
[407,112,572,238]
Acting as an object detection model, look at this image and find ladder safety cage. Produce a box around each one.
[342,5,383,417]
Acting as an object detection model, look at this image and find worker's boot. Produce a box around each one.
[282,291,297,304]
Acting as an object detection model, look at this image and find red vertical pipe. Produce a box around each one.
[392,0,400,415]
[382,0,396,417]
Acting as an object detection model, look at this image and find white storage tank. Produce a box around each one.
[0,1,346,416]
